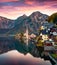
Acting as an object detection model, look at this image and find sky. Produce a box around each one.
[0,0,57,19]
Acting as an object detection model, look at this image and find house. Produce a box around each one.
[50,26,57,36]
[40,33,48,42]
[30,33,36,38]
[44,40,55,51]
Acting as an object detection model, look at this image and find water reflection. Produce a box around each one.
[0,40,52,65]
[0,50,52,65]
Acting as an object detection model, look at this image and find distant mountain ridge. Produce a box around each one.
[0,11,48,34]
[0,16,15,29]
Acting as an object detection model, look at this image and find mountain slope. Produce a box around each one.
[0,16,15,34]
[7,11,48,34]
[0,11,48,34]
[0,16,15,29]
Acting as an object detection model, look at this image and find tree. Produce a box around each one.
[48,13,57,25]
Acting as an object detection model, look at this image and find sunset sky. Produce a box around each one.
[0,0,57,19]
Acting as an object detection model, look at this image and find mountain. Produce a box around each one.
[0,16,15,34]
[0,16,15,29]
[0,11,48,34]
[25,11,48,34]
[14,14,27,27]
[7,11,48,34]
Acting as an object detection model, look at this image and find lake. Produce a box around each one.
[0,50,52,65]
[0,39,52,65]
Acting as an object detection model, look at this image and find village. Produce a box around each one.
[15,24,57,59]
[14,13,57,65]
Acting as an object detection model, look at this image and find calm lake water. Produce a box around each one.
[0,50,52,65]
[0,39,52,65]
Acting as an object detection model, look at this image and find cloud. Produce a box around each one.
[0,0,19,2]
[43,0,57,9]
[33,0,57,2]
[0,0,31,8]
[24,0,57,8]
[52,5,57,8]
[0,0,57,19]
[25,0,35,5]
[0,0,57,8]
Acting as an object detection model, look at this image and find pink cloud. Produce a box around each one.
[25,0,35,5]
[0,0,57,19]
[25,1,34,5]
[0,0,18,2]
[0,5,57,19]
